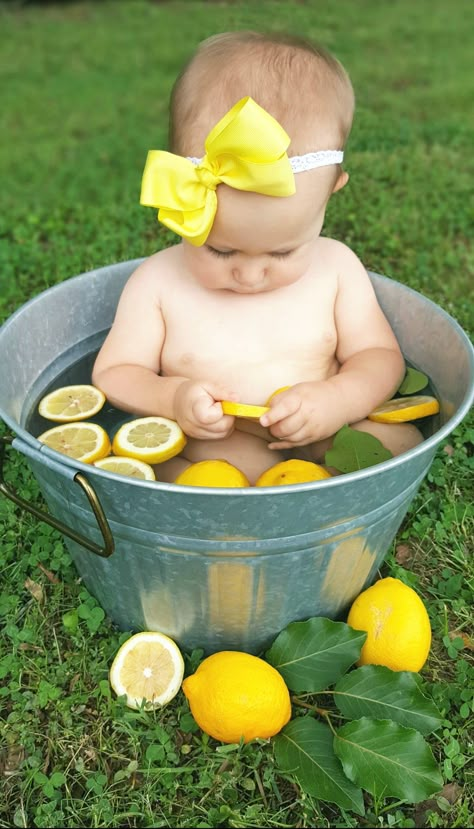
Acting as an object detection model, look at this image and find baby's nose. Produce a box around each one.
[232,263,267,285]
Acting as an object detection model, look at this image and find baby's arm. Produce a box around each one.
[92,257,236,440]
[261,246,405,448]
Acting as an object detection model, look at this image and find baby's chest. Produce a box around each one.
[161,289,337,372]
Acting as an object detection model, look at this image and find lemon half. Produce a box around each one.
[112,416,186,464]
[38,384,106,422]
[255,459,331,486]
[38,422,111,464]
[109,631,184,709]
[94,456,156,481]
[368,395,439,423]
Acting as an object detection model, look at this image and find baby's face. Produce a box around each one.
[182,168,336,294]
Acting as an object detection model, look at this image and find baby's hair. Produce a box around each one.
[169,31,355,157]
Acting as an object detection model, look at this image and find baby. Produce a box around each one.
[92,31,422,484]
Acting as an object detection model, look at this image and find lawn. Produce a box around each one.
[0,1,473,827]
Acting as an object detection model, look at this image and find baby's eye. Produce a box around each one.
[271,250,294,260]
[206,246,235,259]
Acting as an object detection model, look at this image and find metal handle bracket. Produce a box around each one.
[0,434,114,558]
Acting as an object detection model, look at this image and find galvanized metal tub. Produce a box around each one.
[1,259,473,654]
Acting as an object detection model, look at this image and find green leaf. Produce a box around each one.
[274,718,365,816]
[325,425,393,473]
[334,717,443,803]
[265,617,366,692]
[398,367,429,395]
[334,666,443,735]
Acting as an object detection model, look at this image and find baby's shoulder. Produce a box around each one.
[125,245,181,289]
[317,236,363,266]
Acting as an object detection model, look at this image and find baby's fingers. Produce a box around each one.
[260,393,300,427]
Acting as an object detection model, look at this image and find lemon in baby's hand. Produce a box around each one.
[174,459,250,487]
[265,386,291,405]
[347,577,432,672]
[112,416,186,464]
[37,422,111,464]
[182,651,291,743]
[38,384,106,422]
[255,459,331,486]
[109,631,184,709]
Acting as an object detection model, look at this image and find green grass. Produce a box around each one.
[0,1,473,827]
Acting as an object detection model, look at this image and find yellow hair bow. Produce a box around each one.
[140,97,296,246]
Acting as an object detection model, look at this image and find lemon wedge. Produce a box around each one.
[38,422,111,463]
[109,631,184,709]
[368,395,440,423]
[38,384,106,422]
[112,416,186,464]
[94,456,156,481]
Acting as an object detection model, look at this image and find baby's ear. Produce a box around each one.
[332,170,349,193]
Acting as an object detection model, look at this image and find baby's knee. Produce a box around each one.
[350,419,424,457]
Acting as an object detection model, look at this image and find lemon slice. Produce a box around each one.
[255,459,331,486]
[94,456,156,481]
[221,401,269,419]
[368,395,440,423]
[265,386,291,405]
[112,416,187,464]
[38,422,111,463]
[109,631,185,710]
[38,384,106,422]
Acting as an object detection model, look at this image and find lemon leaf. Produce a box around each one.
[273,718,365,815]
[333,666,443,735]
[334,718,444,803]
[265,617,366,692]
[325,424,393,473]
[398,367,429,395]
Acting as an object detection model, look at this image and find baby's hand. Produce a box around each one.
[174,380,237,440]
[260,381,342,449]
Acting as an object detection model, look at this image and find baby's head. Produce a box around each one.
[169,31,355,167]
[141,32,355,292]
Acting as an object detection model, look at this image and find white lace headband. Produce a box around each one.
[188,150,344,173]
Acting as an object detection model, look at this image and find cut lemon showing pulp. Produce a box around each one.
[109,631,184,710]
[368,395,439,423]
[38,384,106,422]
[256,459,331,486]
[94,456,156,481]
[38,422,111,463]
[221,401,269,419]
[112,416,186,463]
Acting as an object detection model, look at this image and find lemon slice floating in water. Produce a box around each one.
[109,631,184,709]
[112,416,186,464]
[38,384,106,422]
[368,395,439,423]
[37,422,111,463]
[94,456,156,481]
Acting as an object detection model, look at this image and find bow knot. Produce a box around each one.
[196,161,221,191]
[140,97,296,246]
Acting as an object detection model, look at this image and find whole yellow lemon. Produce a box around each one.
[174,459,250,487]
[182,651,291,743]
[255,459,331,486]
[347,577,432,671]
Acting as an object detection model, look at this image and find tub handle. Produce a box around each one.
[0,435,114,558]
